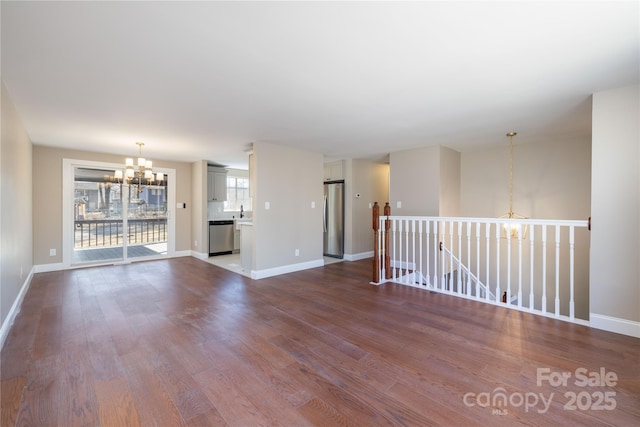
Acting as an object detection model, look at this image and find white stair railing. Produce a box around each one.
[372,214,590,325]
[439,243,495,301]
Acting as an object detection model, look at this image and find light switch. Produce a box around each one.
[311,201,316,208]
[265,201,270,210]
[397,201,402,209]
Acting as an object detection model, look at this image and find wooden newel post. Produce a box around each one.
[384,202,391,280]
[372,202,380,283]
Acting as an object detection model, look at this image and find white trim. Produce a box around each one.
[590,313,640,338]
[190,250,209,260]
[62,159,177,267]
[33,262,66,273]
[0,268,34,350]
[172,250,191,258]
[344,251,373,261]
[250,259,324,280]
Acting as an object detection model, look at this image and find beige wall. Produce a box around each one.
[191,160,207,257]
[347,159,389,257]
[390,145,460,217]
[460,136,591,219]
[389,146,440,216]
[591,84,639,333]
[32,146,192,265]
[1,82,33,327]
[439,146,460,217]
[252,141,323,273]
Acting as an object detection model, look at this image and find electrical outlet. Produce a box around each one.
[195,240,198,247]
[295,249,299,256]
[397,201,402,209]
[49,248,56,257]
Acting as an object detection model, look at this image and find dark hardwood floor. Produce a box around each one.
[1,257,638,426]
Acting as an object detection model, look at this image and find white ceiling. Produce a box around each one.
[2,1,638,169]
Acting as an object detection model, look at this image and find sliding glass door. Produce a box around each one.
[64,160,173,267]
[72,167,125,263]
[126,173,168,260]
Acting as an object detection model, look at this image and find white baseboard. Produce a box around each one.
[190,250,210,260]
[344,251,373,261]
[33,262,65,273]
[0,267,34,351]
[172,250,191,258]
[251,259,324,280]
[590,313,640,338]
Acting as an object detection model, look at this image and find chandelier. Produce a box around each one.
[499,132,528,239]
[114,142,163,193]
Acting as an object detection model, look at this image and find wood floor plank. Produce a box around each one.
[94,377,142,427]
[1,257,638,426]
[1,376,25,427]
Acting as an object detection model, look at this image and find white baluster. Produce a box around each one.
[542,225,547,314]
[440,221,445,291]
[507,224,512,304]
[496,222,501,303]
[434,221,440,289]
[569,225,575,320]
[457,221,463,295]
[529,224,535,311]
[392,218,397,281]
[555,226,561,317]
[418,220,423,286]
[407,219,411,284]
[449,221,454,293]
[397,219,402,281]
[411,219,416,285]
[517,224,523,309]
[466,222,471,296]
[486,223,491,301]
[476,222,481,298]
[379,219,384,281]
[425,220,430,287]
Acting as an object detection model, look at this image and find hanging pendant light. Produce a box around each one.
[499,132,528,239]
[118,142,159,194]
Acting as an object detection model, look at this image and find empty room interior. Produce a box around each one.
[1,2,639,426]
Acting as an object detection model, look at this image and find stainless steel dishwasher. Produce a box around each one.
[209,220,234,256]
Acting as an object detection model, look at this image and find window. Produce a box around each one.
[224,175,251,212]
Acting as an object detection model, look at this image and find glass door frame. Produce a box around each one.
[62,158,176,268]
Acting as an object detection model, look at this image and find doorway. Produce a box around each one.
[63,159,175,267]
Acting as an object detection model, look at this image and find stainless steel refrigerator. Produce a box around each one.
[323,180,345,258]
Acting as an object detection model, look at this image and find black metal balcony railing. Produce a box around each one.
[74,218,167,248]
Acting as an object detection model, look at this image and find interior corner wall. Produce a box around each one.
[191,160,208,257]
[1,81,33,328]
[389,146,440,216]
[590,84,640,336]
[252,141,323,274]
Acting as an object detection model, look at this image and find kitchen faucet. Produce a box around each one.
[240,204,244,218]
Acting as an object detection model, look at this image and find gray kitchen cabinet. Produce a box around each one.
[207,167,227,202]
